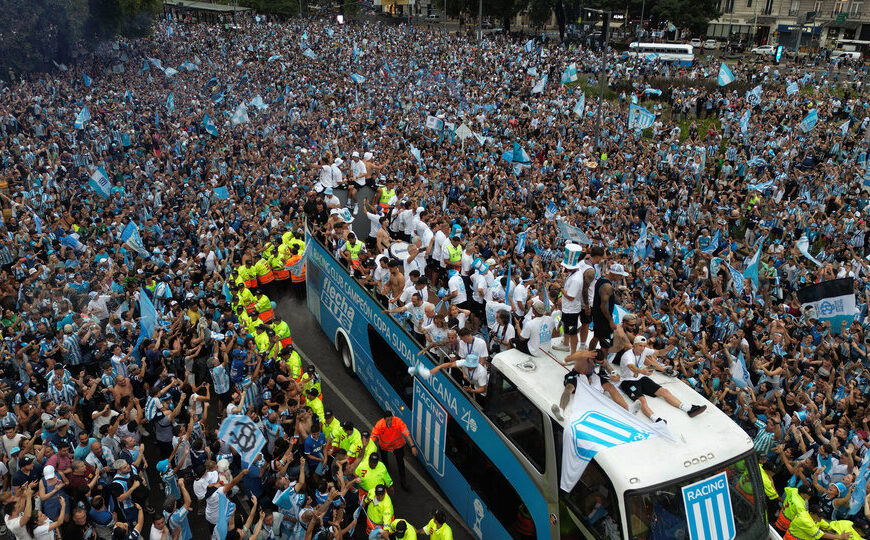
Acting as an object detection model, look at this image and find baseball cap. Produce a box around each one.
[375,484,386,495]
[9,446,20,456]
[20,456,34,466]
[156,459,170,474]
[633,335,648,344]
[609,263,629,277]
[43,465,56,479]
[532,300,547,315]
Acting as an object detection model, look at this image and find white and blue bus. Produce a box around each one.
[304,231,780,539]
[628,42,694,65]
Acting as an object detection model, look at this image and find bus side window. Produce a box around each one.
[445,415,535,538]
[367,324,414,407]
[484,370,547,473]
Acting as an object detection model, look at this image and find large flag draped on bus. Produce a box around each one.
[561,378,671,491]
[796,278,857,334]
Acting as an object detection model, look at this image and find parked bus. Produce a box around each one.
[628,42,694,65]
[304,230,779,539]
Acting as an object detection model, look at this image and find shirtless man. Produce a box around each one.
[552,348,629,421]
[376,214,393,255]
[111,375,134,406]
[383,259,405,309]
[609,313,640,367]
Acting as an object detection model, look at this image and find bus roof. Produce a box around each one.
[492,348,754,492]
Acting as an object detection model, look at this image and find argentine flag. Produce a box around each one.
[303,48,318,60]
[74,105,90,130]
[731,351,751,388]
[544,202,557,220]
[627,103,655,129]
[349,73,366,84]
[743,243,763,290]
[121,222,150,258]
[717,62,734,86]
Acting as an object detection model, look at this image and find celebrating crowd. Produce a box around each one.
[0,5,869,540]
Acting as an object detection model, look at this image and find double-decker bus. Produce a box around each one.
[304,229,779,539]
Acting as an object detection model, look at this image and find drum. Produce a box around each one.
[389,241,410,259]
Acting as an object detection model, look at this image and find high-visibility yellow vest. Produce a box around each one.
[355,461,392,493]
[284,350,302,380]
[238,288,255,306]
[380,188,396,204]
[446,243,462,264]
[344,241,363,260]
[255,294,272,313]
[365,493,394,528]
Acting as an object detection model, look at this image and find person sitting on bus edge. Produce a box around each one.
[552,348,630,421]
[428,348,488,403]
[417,328,461,361]
[509,300,559,357]
[619,336,706,422]
[417,509,453,540]
[340,232,365,271]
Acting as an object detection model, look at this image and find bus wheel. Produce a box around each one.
[338,334,356,377]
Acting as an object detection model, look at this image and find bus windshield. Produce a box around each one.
[625,452,767,540]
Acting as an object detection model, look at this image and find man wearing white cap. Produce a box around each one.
[322,187,341,210]
[589,262,630,351]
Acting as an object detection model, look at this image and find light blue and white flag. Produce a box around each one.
[148,57,164,71]
[74,105,91,129]
[796,234,823,266]
[214,491,236,540]
[531,74,548,94]
[302,48,317,60]
[163,67,178,77]
[731,351,751,388]
[702,230,721,255]
[740,109,750,133]
[88,166,111,199]
[524,39,535,53]
[786,81,799,95]
[746,84,762,105]
[544,202,558,220]
[573,92,585,117]
[83,74,92,87]
[627,104,655,129]
[557,219,591,245]
[717,62,734,86]
[516,229,529,253]
[560,377,669,491]
[139,287,158,339]
[249,96,267,110]
[848,453,870,515]
[325,27,334,37]
[632,222,648,263]
[121,222,149,258]
[410,144,422,162]
[349,73,366,84]
[213,186,229,200]
[166,93,174,114]
[267,54,283,62]
[219,414,266,466]
[285,245,308,275]
[512,142,531,164]
[839,119,850,136]
[727,264,745,295]
[747,178,774,192]
[202,114,218,136]
[743,244,763,290]
[800,109,818,132]
[29,209,42,235]
[561,62,578,84]
[612,305,631,325]
[231,103,249,125]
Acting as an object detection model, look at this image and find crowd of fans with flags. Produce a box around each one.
[0,7,869,540]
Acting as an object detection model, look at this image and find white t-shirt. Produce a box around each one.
[365,212,381,238]
[464,364,489,395]
[521,315,556,357]
[484,301,511,328]
[512,283,529,316]
[6,514,33,540]
[458,337,489,361]
[148,526,169,540]
[431,231,447,265]
[33,523,54,540]
[470,273,487,304]
[403,253,426,282]
[489,321,516,344]
[403,302,426,333]
[351,159,367,185]
[447,274,467,305]
[619,348,655,382]
[562,269,585,314]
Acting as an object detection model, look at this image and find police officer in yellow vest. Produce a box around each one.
[322,410,343,452]
[254,325,272,353]
[355,452,392,505]
[305,387,324,424]
[445,235,462,270]
[337,421,363,461]
[377,184,397,211]
[254,254,274,287]
[364,484,394,534]
[775,484,813,537]
[278,345,302,381]
[240,261,258,289]
[254,292,275,323]
[270,319,292,347]
[301,366,321,397]
[759,460,780,527]
[417,509,453,540]
[341,232,365,270]
[785,502,851,540]
[382,518,417,539]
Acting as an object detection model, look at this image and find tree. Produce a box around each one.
[483,0,529,32]
[652,0,719,35]
[528,0,553,29]
[86,0,162,39]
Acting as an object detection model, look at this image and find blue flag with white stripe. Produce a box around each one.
[573,92,585,117]
[628,104,655,129]
[702,230,721,255]
[726,263,745,295]
[166,93,174,114]
[231,103,249,125]
[717,62,734,86]
[786,81,799,95]
[88,167,111,199]
[74,105,90,129]
[743,244,763,290]
[303,48,317,60]
[83,74,92,87]
[121,222,149,258]
[797,278,857,334]
[739,109,750,133]
[214,491,235,540]
[531,73,548,94]
[557,219,591,244]
[219,414,266,467]
[516,229,529,253]
[800,109,818,132]
[139,287,158,339]
[848,454,870,515]
[524,39,534,53]
[213,186,229,200]
[349,73,366,84]
[544,201,557,220]
[561,62,578,84]
[746,84,762,105]
[633,221,648,262]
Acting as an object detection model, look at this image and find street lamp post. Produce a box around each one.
[585,8,611,153]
